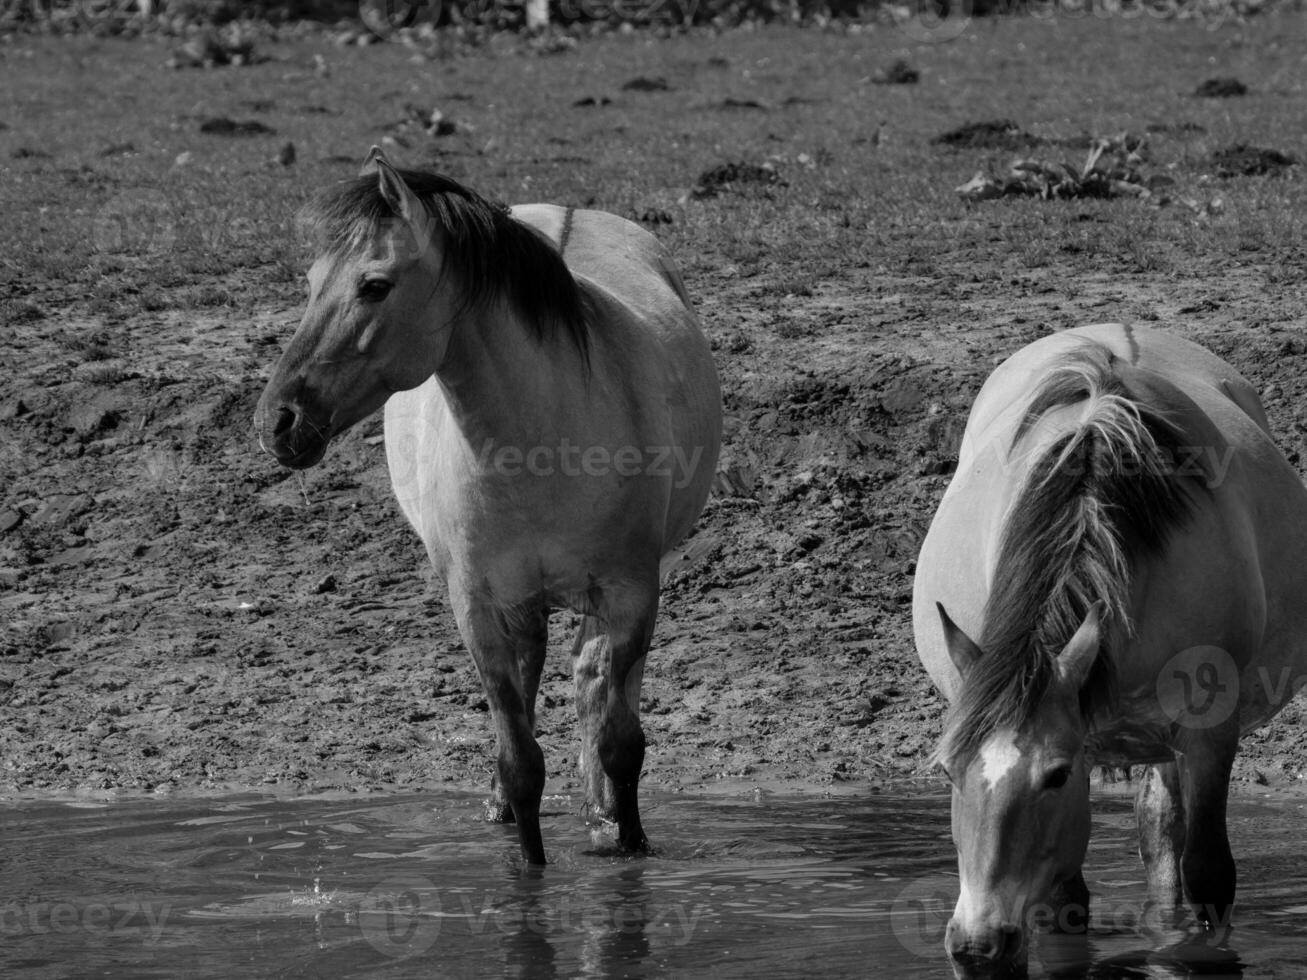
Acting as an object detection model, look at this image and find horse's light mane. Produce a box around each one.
[938,341,1205,768]
[301,169,590,360]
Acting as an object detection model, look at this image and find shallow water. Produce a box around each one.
[2,788,1305,978]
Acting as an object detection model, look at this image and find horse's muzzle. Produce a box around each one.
[258,404,332,470]
[946,920,1027,979]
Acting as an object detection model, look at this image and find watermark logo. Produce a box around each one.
[889,874,956,959]
[892,0,973,43]
[92,190,177,257]
[359,0,442,37]
[358,876,442,958]
[1156,646,1240,730]
[1026,0,1240,30]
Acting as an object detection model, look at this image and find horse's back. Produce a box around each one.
[962,324,1267,464]
[915,322,1307,723]
[511,205,689,320]
[505,204,720,553]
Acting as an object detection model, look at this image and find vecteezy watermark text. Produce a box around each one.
[0,898,172,943]
[475,439,705,488]
[890,872,1240,960]
[358,876,706,958]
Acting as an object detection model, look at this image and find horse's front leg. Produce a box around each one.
[1177,719,1239,929]
[453,592,549,865]
[1136,761,1185,909]
[486,607,549,825]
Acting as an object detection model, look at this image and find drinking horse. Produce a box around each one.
[255,148,722,864]
[913,323,1307,975]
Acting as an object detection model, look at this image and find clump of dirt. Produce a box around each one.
[956,133,1155,202]
[689,161,786,199]
[875,59,919,85]
[932,119,1044,152]
[393,103,459,137]
[167,28,258,68]
[1146,121,1206,136]
[621,76,669,92]
[1194,77,1248,97]
[1208,143,1297,177]
[199,117,276,136]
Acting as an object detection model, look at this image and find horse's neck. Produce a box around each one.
[435,305,580,446]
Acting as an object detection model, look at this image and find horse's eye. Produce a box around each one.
[358,279,393,302]
[1042,765,1072,791]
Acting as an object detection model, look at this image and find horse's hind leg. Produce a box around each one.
[454,593,549,865]
[573,615,616,821]
[574,596,655,854]
[601,599,656,854]
[487,608,549,825]
[1177,722,1239,929]
[1136,761,1185,908]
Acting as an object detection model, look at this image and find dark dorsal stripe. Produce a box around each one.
[558,206,576,257]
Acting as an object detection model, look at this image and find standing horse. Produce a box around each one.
[254,147,722,865]
[913,323,1307,976]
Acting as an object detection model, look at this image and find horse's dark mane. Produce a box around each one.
[938,341,1205,767]
[302,168,590,359]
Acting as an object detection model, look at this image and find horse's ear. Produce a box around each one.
[374,157,422,223]
[358,144,388,177]
[1057,602,1103,691]
[937,603,984,678]
[365,149,435,255]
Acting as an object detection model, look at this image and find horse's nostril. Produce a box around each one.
[273,407,297,437]
[947,924,1023,966]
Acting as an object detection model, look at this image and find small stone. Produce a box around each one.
[313,574,338,594]
[0,397,28,420]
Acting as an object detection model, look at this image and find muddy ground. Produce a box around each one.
[2,23,1307,811]
[4,271,1306,805]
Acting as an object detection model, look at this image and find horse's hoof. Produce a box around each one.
[484,799,515,824]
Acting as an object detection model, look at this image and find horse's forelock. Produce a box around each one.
[297,170,589,359]
[301,176,427,259]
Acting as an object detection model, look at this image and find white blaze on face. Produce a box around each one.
[978,730,1023,791]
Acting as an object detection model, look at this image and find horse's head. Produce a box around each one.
[255,147,453,468]
[934,603,1102,978]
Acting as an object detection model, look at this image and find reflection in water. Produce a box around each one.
[1080,930,1244,980]
[577,866,654,978]
[0,790,1302,978]
[501,870,560,980]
